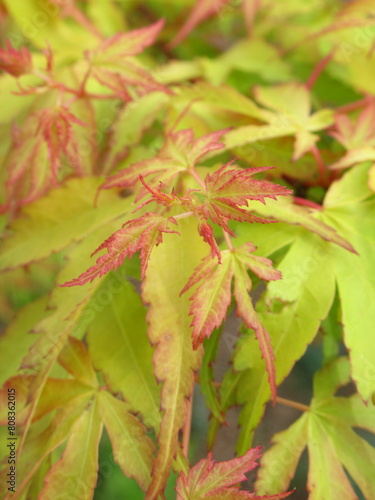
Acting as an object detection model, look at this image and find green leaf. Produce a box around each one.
[255,358,375,500]
[3,0,98,55]
[321,291,342,365]
[234,230,336,452]
[246,195,356,253]
[142,216,208,499]
[318,164,375,401]
[86,0,126,36]
[98,391,155,492]
[0,177,134,271]
[58,337,97,387]
[201,38,293,86]
[39,398,103,500]
[172,82,267,121]
[223,83,334,160]
[32,377,95,423]
[7,395,92,498]
[0,73,36,124]
[87,279,160,427]
[21,221,125,375]
[104,91,169,171]
[0,296,49,387]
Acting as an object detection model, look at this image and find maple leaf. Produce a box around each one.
[198,164,292,240]
[86,19,169,99]
[255,357,375,500]
[0,115,57,213]
[185,161,291,262]
[0,40,32,77]
[36,105,86,180]
[329,104,375,170]
[142,217,208,499]
[135,175,183,209]
[205,164,292,207]
[101,127,228,192]
[181,252,234,347]
[224,83,333,161]
[61,213,179,286]
[198,219,221,261]
[0,105,90,213]
[176,446,293,499]
[181,243,281,400]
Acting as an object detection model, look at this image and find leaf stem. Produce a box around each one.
[276,396,309,412]
[335,96,373,115]
[293,196,322,211]
[174,211,194,220]
[311,145,327,184]
[182,394,193,459]
[189,166,206,190]
[306,48,336,90]
[223,230,234,250]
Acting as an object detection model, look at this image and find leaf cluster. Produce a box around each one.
[0,1,375,499]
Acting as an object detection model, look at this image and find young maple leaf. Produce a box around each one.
[86,19,170,100]
[135,176,183,209]
[0,103,91,214]
[0,40,32,77]
[198,219,221,261]
[101,128,228,192]
[329,104,375,169]
[61,213,178,286]
[0,116,54,213]
[200,164,292,235]
[181,243,282,400]
[176,446,293,499]
[36,106,86,180]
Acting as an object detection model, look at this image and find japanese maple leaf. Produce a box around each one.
[224,83,333,161]
[135,177,223,260]
[135,176,184,209]
[0,103,93,214]
[329,103,375,169]
[61,213,178,286]
[86,19,169,100]
[181,242,281,400]
[255,357,375,499]
[36,106,86,180]
[194,164,292,258]
[100,127,228,193]
[0,40,32,77]
[176,446,293,499]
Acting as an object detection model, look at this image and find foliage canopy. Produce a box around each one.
[0,1,375,499]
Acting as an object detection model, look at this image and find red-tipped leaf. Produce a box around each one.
[61,213,178,286]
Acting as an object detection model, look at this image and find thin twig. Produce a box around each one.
[311,145,326,182]
[306,48,336,90]
[335,96,372,115]
[189,167,206,190]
